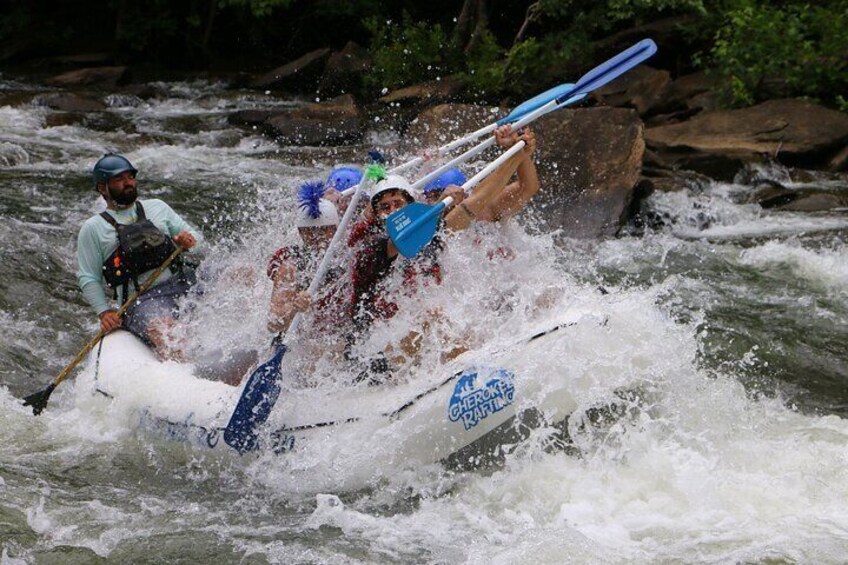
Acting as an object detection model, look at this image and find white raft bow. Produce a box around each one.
[82,308,606,466]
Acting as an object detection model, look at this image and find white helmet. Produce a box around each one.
[369,174,418,207]
[296,198,339,228]
[295,180,340,228]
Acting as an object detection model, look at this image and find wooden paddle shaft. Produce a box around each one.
[49,247,184,388]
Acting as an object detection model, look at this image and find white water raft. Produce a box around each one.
[82,308,607,466]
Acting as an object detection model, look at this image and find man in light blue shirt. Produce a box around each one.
[77,153,200,359]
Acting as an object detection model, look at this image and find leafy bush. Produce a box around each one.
[364,15,506,99]
[464,29,506,97]
[364,15,455,91]
[708,0,848,107]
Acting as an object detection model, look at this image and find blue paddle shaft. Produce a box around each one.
[496,83,576,126]
[556,39,657,105]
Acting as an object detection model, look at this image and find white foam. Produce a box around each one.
[739,239,848,293]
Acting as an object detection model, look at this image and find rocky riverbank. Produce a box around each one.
[2,43,847,238]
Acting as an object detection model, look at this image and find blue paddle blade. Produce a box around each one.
[387,201,445,258]
[223,343,287,453]
[557,38,658,104]
[497,83,576,125]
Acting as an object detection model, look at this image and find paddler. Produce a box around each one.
[322,164,362,215]
[442,125,538,230]
[266,181,347,339]
[77,153,201,360]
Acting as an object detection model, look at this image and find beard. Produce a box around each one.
[110,185,137,206]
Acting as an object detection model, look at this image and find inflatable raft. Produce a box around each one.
[82,308,606,466]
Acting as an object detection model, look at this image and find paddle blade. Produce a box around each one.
[387,202,443,259]
[558,38,658,104]
[22,383,56,416]
[498,83,579,125]
[223,344,287,453]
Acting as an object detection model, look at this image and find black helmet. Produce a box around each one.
[92,153,137,187]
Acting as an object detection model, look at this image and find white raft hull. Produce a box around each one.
[85,308,603,465]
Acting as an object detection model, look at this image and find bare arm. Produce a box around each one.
[444,147,525,232]
[488,129,539,221]
[267,261,310,333]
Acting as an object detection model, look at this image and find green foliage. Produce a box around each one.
[220,0,292,18]
[503,32,591,95]
[364,15,454,91]
[708,0,848,107]
[464,30,505,96]
[534,0,707,31]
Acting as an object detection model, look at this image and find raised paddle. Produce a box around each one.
[335,84,589,198]
[387,144,525,258]
[386,38,658,258]
[223,167,380,453]
[22,246,185,415]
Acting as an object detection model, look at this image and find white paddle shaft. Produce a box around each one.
[409,96,566,193]
[284,177,370,345]
[437,140,527,210]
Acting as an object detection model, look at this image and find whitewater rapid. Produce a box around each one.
[1,77,847,563]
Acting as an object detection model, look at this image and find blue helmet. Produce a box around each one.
[93,153,137,186]
[423,167,466,194]
[326,166,363,192]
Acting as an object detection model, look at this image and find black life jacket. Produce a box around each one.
[100,201,178,301]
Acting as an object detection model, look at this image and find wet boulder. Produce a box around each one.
[402,103,496,152]
[645,99,848,180]
[32,93,106,112]
[227,109,278,128]
[264,94,363,146]
[252,48,331,91]
[44,112,85,128]
[531,106,646,238]
[318,42,372,97]
[645,71,720,126]
[378,75,468,107]
[592,65,671,116]
[829,145,848,172]
[46,66,130,88]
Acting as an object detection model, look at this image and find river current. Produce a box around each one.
[1,78,847,563]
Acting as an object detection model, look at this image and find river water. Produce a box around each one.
[1,78,847,564]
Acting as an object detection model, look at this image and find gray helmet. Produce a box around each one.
[92,153,137,187]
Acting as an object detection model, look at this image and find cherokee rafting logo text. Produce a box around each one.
[448,367,516,430]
